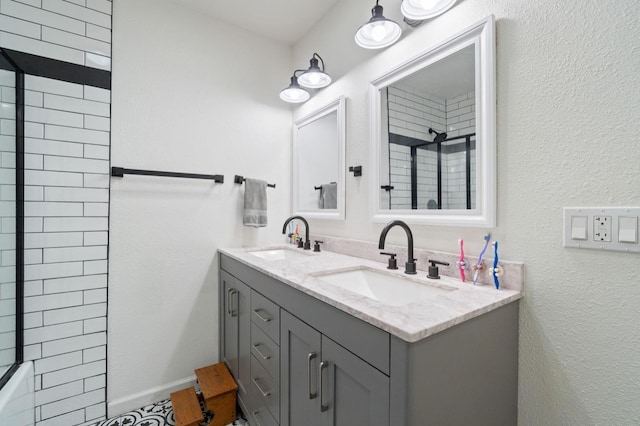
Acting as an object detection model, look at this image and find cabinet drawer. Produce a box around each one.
[251,291,280,344]
[250,402,278,426]
[251,322,279,380]
[250,355,279,423]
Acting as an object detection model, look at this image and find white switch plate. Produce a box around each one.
[563,207,640,253]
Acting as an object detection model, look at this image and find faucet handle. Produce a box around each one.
[297,238,304,248]
[427,259,450,279]
[380,252,398,270]
[314,240,324,252]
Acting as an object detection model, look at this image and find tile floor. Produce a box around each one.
[96,397,248,426]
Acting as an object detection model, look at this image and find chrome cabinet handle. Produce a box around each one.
[253,377,271,397]
[252,411,263,426]
[253,344,271,360]
[308,352,317,399]
[319,361,329,412]
[228,289,238,317]
[253,309,271,323]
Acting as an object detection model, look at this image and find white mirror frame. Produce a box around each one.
[293,96,346,220]
[370,15,496,227]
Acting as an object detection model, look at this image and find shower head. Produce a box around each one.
[428,128,448,143]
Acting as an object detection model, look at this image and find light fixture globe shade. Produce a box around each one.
[298,70,331,89]
[279,76,310,103]
[298,56,332,89]
[355,5,401,49]
[401,0,457,20]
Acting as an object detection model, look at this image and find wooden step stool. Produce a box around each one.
[196,363,238,426]
[170,363,238,426]
[170,386,204,426]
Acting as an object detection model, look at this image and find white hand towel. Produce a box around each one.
[243,178,268,227]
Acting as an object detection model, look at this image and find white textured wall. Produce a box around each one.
[108,0,292,415]
[294,0,640,424]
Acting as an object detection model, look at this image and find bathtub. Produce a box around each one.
[0,362,34,426]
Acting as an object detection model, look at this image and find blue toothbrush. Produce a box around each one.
[490,241,503,289]
[473,233,491,285]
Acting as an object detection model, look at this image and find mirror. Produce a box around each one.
[293,96,346,220]
[370,16,496,227]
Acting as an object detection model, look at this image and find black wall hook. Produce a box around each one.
[349,166,362,177]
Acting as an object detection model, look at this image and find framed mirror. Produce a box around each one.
[370,16,496,227]
[293,96,346,220]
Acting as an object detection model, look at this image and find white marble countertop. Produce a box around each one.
[218,245,522,343]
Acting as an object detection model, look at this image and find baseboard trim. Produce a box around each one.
[107,375,196,417]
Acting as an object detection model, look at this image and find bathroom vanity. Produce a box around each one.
[218,246,520,426]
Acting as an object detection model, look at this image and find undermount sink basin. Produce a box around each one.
[313,267,455,306]
[248,248,310,261]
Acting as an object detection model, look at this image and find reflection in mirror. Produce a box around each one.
[0,52,17,381]
[371,16,495,227]
[293,96,345,220]
[382,45,476,211]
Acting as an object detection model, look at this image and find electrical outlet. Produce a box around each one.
[593,215,612,242]
[564,207,640,252]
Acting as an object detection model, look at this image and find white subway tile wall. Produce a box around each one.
[444,92,476,209]
[0,0,112,70]
[19,73,110,425]
[387,84,476,209]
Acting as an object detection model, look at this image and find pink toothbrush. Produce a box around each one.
[456,239,467,282]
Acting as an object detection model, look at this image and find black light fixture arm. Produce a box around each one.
[310,53,326,72]
[293,69,307,78]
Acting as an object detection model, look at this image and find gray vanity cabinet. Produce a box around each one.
[219,253,519,426]
[220,270,251,401]
[280,311,389,426]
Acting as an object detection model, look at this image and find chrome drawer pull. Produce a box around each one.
[253,377,271,397]
[253,309,272,323]
[308,352,317,399]
[253,344,271,360]
[319,361,329,412]
[252,411,263,426]
[227,289,238,317]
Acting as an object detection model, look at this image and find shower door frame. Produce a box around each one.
[0,48,25,391]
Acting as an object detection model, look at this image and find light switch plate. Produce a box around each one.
[563,207,640,253]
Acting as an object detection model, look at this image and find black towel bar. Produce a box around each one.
[234,175,275,188]
[112,167,224,183]
[314,182,337,190]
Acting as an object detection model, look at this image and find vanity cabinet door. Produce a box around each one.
[281,310,390,426]
[281,310,322,426]
[221,271,251,399]
[319,336,390,426]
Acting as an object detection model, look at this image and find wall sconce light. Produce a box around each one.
[401,0,457,21]
[280,53,331,103]
[298,53,331,89]
[279,70,310,103]
[355,0,402,49]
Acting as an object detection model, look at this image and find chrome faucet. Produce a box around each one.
[378,220,416,274]
[282,216,311,250]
